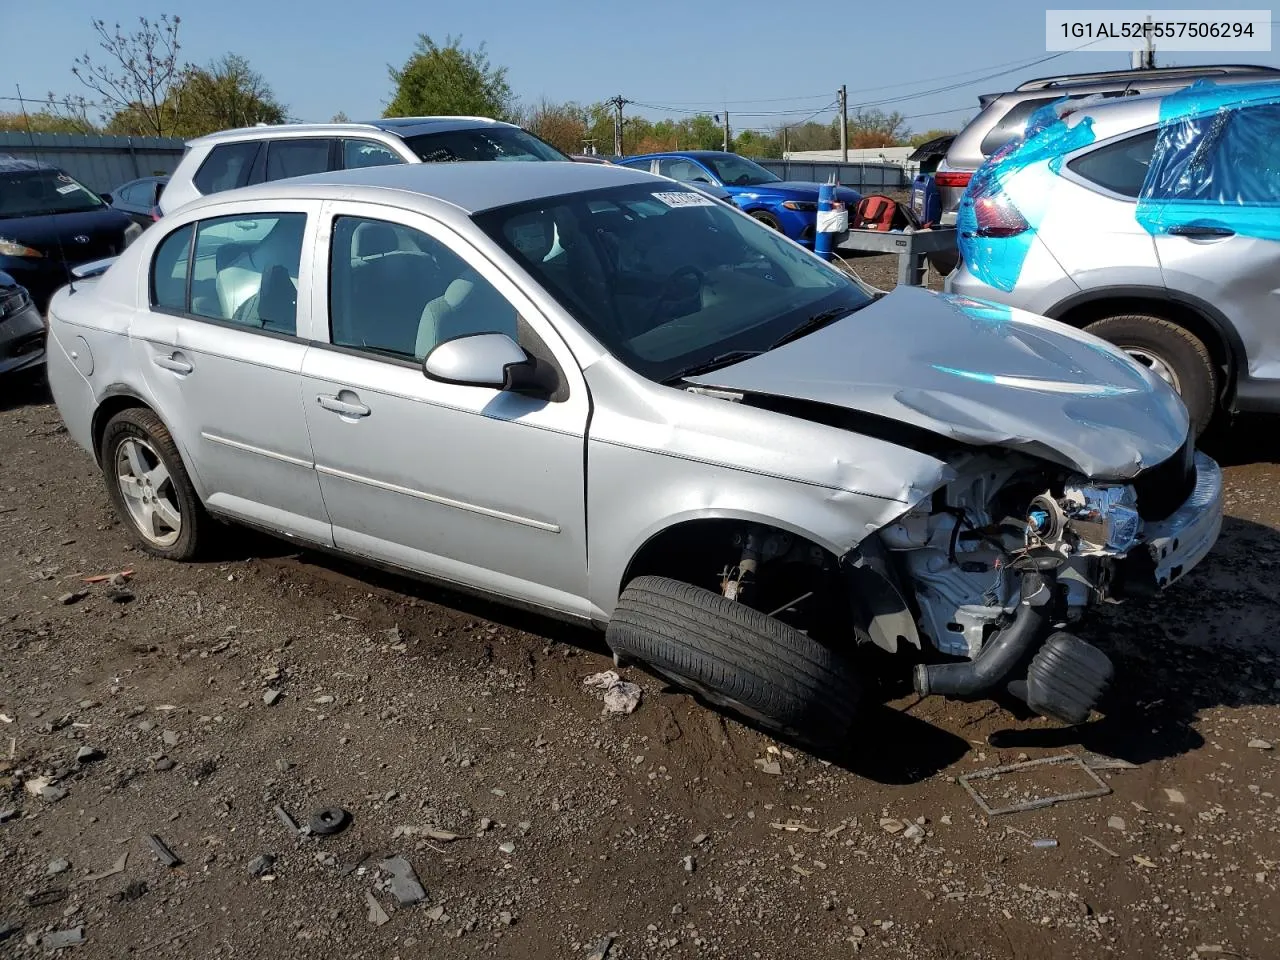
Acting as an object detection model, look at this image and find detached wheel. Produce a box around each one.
[1084,314,1217,437]
[749,210,782,232]
[100,407,208,560]
[606,576,860,747]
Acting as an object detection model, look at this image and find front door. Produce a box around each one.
[300,203,591,616]
[138,204,331,544]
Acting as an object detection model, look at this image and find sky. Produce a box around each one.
[3,0,1278,137]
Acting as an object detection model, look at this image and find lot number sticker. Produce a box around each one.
[653,191,715,208]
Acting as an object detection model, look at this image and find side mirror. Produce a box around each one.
[100,192,113,203]
[423,332,555,397]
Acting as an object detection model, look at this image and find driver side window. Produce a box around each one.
[658,158,711,184]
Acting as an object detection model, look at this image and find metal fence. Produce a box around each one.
[754,159,909,192]
[0,131,186,193]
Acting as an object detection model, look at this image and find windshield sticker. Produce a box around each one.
[652,191,715,209]
[55,183,80,194]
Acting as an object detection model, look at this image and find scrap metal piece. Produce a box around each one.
[308,807,351,836]
[25,888,67,907]
[81,853,128,883]
[379,856,426,906]
[273,805,302,836]
[1080,751,1140,771]
[339,851,371,878]
[958,753,1111,817]
[145,834,182,868]
[40,926,84,950]
[365,891,390,926]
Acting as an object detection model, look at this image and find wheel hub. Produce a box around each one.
[115,437,182,548]
[1122,347,1181,393]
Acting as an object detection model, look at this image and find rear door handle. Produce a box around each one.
[316,394,370,418]
[153,354,193,375]
[1168,224,1235,239]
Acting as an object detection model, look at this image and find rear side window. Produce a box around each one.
[264,139,333,182]
[193,142,262,195]
[342,139,402,169]
[1069,130,1158,197]
[979,98,1059,157]
[151,224,193,310]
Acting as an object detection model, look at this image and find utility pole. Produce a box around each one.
[608,95,629,156]
[1131,15,1156,68]
[722,110,730,152]
[838,84,848,162]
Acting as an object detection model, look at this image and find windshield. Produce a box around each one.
[700,154,781,186]
[474,182,873,383]
[404,127,568,163]
[0,168,105,218]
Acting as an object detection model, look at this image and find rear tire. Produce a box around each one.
[606,575,860,748]
[100,407,209,561]
[1083,313,1217,438]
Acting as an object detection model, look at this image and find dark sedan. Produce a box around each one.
[110,175,168,226]
[0,269,45,378]
[0,156,140,311]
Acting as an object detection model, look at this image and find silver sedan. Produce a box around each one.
[45,161,1222,748]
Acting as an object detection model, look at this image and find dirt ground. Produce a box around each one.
[2,306,1278,958]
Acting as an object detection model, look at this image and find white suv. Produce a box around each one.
[159,116,568,215]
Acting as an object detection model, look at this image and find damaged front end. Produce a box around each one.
[865,440,1222,724]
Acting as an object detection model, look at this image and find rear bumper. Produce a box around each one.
[0,297,47,376]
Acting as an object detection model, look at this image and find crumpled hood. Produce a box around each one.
[689,288,1190,479]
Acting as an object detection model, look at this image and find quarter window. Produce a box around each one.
[193,141,262,195]
[151,223,193,310]
[1068,130,1158,198]
[328,215,517,361]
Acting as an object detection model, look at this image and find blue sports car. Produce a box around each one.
[615,151,861,247]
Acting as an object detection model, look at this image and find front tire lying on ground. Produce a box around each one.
[1083,313,1217,437]
[606,576,860,747]
[100,407,208,561]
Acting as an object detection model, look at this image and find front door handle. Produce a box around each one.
[153,353,193,375]
[1168,224,1235,239]
[316,393,370,418]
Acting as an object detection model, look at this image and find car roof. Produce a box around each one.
[179,159,659,216]
[623,150,735,160]
[187,116,516,147]
[0,154,57,173]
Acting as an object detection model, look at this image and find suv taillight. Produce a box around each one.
[934,171,972,189]
[972,194,1030,237]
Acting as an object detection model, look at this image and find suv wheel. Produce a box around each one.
[100,407,209,560]
[1084,314,1217,437]
[606,576,860,749]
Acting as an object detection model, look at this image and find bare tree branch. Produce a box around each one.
[71,14,182,136]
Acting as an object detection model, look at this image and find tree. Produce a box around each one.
[846,108,907,148]
[521,99,588,154]
[331,111,350,123]
[908,127,959,147]
[172,54,286,136]
[0,109,95,134]
[72,15,183,136]
[385,35,513,120]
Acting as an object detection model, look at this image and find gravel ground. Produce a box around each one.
[1,298,1278,958]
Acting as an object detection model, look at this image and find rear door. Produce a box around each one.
[1147,102,1280,382]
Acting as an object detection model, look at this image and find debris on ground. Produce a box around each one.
[247,854,276,878]
[273,805,302,836]
[23,776,51,796]
[1084,836,1120,857]
[879,818,905,834]
[1107,816,1127,832]
[1031,838,1058,849]
[682,855,695,873]
[83,853,128,882]
[754,759,782,776]
[263,689,282,707]
[365,890,390,926]
[1248,738,1273,750]
[585,934,616,960]
[75,746,104,763]
[308,807,351,836]
[392,825,459,842]
[46,858,70,875]
[110,881,147,903]
[25,889,66,907]
[81,569,133,584]
[770,820,820,833]
[379,856,427,906]
[145,834,182,868]
[498,841,516,855]
[40,926,84,950]
[958,754,1111,815]
[58,591,88,605]
[582,670,642,715]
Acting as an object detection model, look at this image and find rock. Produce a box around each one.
[425,905,447,922]
[602,682,642,715]
[0,809,16,823]
[76,746,104,763]
[498,841,516,855]
[111,880,148,903]
[365,891,390,926]
[161,730,179,747]
[1107,816,1126,832]
[274,759,293,773]
[692,833,708,845]
[380,856,427,906]
[498,911,515,926]
[754,759,782,776]
[585,934,615,960]
[314,695,334,705]
[263,689,282,707]
[582,670,621,690]
[247,854,276,877]
[78,700,99,710]
[23,776,51,796]
[59,591,88,605]
[879,818,905,834]
[39,786,67,803]
[479,818,493,831]
[1248,739,1273,750]
[902,824,924,840]
[850,926,867,939]
[682,855,695,873]
[1164,788,1186,804]
[153,757,175,772]
[46,858,70,875]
